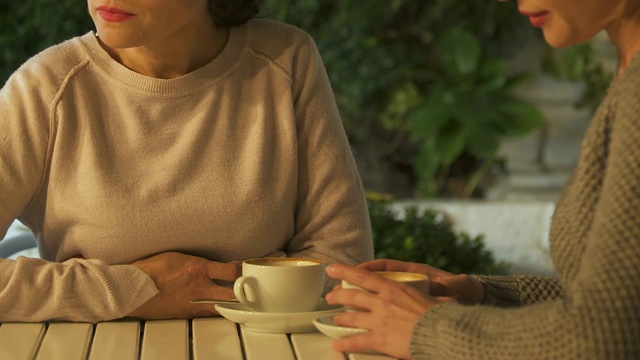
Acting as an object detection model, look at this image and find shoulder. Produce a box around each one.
[246,18,315,49]
[3,33,93,98]
[241,19,320,76]
[612,53,640,108]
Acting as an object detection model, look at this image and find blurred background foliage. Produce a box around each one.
[368,200,509,274]
[263,0,545,198]
[0,0,93,83]
[1,0,611,199]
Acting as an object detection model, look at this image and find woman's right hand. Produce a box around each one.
[358,259,485,305]
[128,251,241,319]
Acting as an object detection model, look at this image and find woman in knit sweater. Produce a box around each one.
[0,1,374,322]
[326,0,640,358]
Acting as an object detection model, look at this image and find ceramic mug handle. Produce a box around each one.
[233,276,258,310]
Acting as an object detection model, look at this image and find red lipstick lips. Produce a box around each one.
[96,6,135,22]
[521,11,550,28]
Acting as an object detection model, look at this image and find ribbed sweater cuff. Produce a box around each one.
[470,275,521,307]
[84,261,159,320]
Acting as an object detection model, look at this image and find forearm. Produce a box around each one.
[411,296,637,360]
[0,257,158,323]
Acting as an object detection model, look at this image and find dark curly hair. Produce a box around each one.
[209,0,265,27]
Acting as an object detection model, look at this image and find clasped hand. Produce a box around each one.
[325,259,485,359]
[128,251,241,319]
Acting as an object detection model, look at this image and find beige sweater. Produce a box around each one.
[0,19,373,323]
[411,54,640,358]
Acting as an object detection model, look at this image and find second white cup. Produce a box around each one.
[341,271,429,311]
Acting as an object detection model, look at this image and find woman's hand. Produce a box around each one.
[325,260,486,359]
[325,263,437,359]
[359,259,485,305]
[128,252,241,319]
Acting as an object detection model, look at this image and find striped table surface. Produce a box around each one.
[0,318,396,360]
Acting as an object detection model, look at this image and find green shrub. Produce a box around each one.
[369,201,509,275]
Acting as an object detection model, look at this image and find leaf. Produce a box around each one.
[475,59,508,94]
[466,127,501,159]
[434,123,467,165]
[409,92,451,139]
[449,103,478,126]
[415,140,441,180]
[497,100,546,136]
[436,28,482,80]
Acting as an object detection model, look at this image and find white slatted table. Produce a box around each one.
[0,318,396,360]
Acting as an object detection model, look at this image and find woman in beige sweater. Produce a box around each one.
[0,1,373,322]
[326,0,640,358]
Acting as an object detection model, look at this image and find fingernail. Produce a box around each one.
[326,264,338,274]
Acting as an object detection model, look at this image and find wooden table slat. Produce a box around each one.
[0,323,46,360]
[192,318,243,360]
[35,323,93,360]
[140,320,189,360]
[241,329,295,360]
[290,332,347,360]
[88,321,140,360]
[0,319,399,360]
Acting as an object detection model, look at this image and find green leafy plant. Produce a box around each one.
[369,200,509,275]
[264,0,537,199]
[408,28,546,197]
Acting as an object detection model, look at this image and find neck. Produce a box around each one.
[607,5,640,76]
[102,17,229,79]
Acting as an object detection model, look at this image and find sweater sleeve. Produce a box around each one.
[409,71,640,359]
[471,275,564,307]
[0,257,158,323]
[285,34,374,286]
[0,53,158,323]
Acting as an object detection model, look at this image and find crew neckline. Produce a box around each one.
[75,23,249,95]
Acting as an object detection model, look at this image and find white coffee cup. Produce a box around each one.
[234,257,326,313]
[342,271,429,311]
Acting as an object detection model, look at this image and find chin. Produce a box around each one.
[542,28,598,49]
[543,35,573,49]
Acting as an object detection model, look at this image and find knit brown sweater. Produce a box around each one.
[411,54,640,359]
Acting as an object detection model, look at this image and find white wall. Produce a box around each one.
[389,200,557,276]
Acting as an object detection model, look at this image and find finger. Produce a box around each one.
[434,296,457,303]
[332,333,377,354]
[358,259,451,280]
[370,284,432,317]
[429,280,466,297]
[332,310,374,330]
[356,259,395,271]
[327,264,405,294]
[205,261,242,281]
[190,281,237,301]
[326,288,376,311]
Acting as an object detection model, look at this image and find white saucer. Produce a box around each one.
[313,315,368,339]
[215,299,344,334]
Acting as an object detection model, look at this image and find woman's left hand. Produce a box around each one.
[325,263,443,359]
